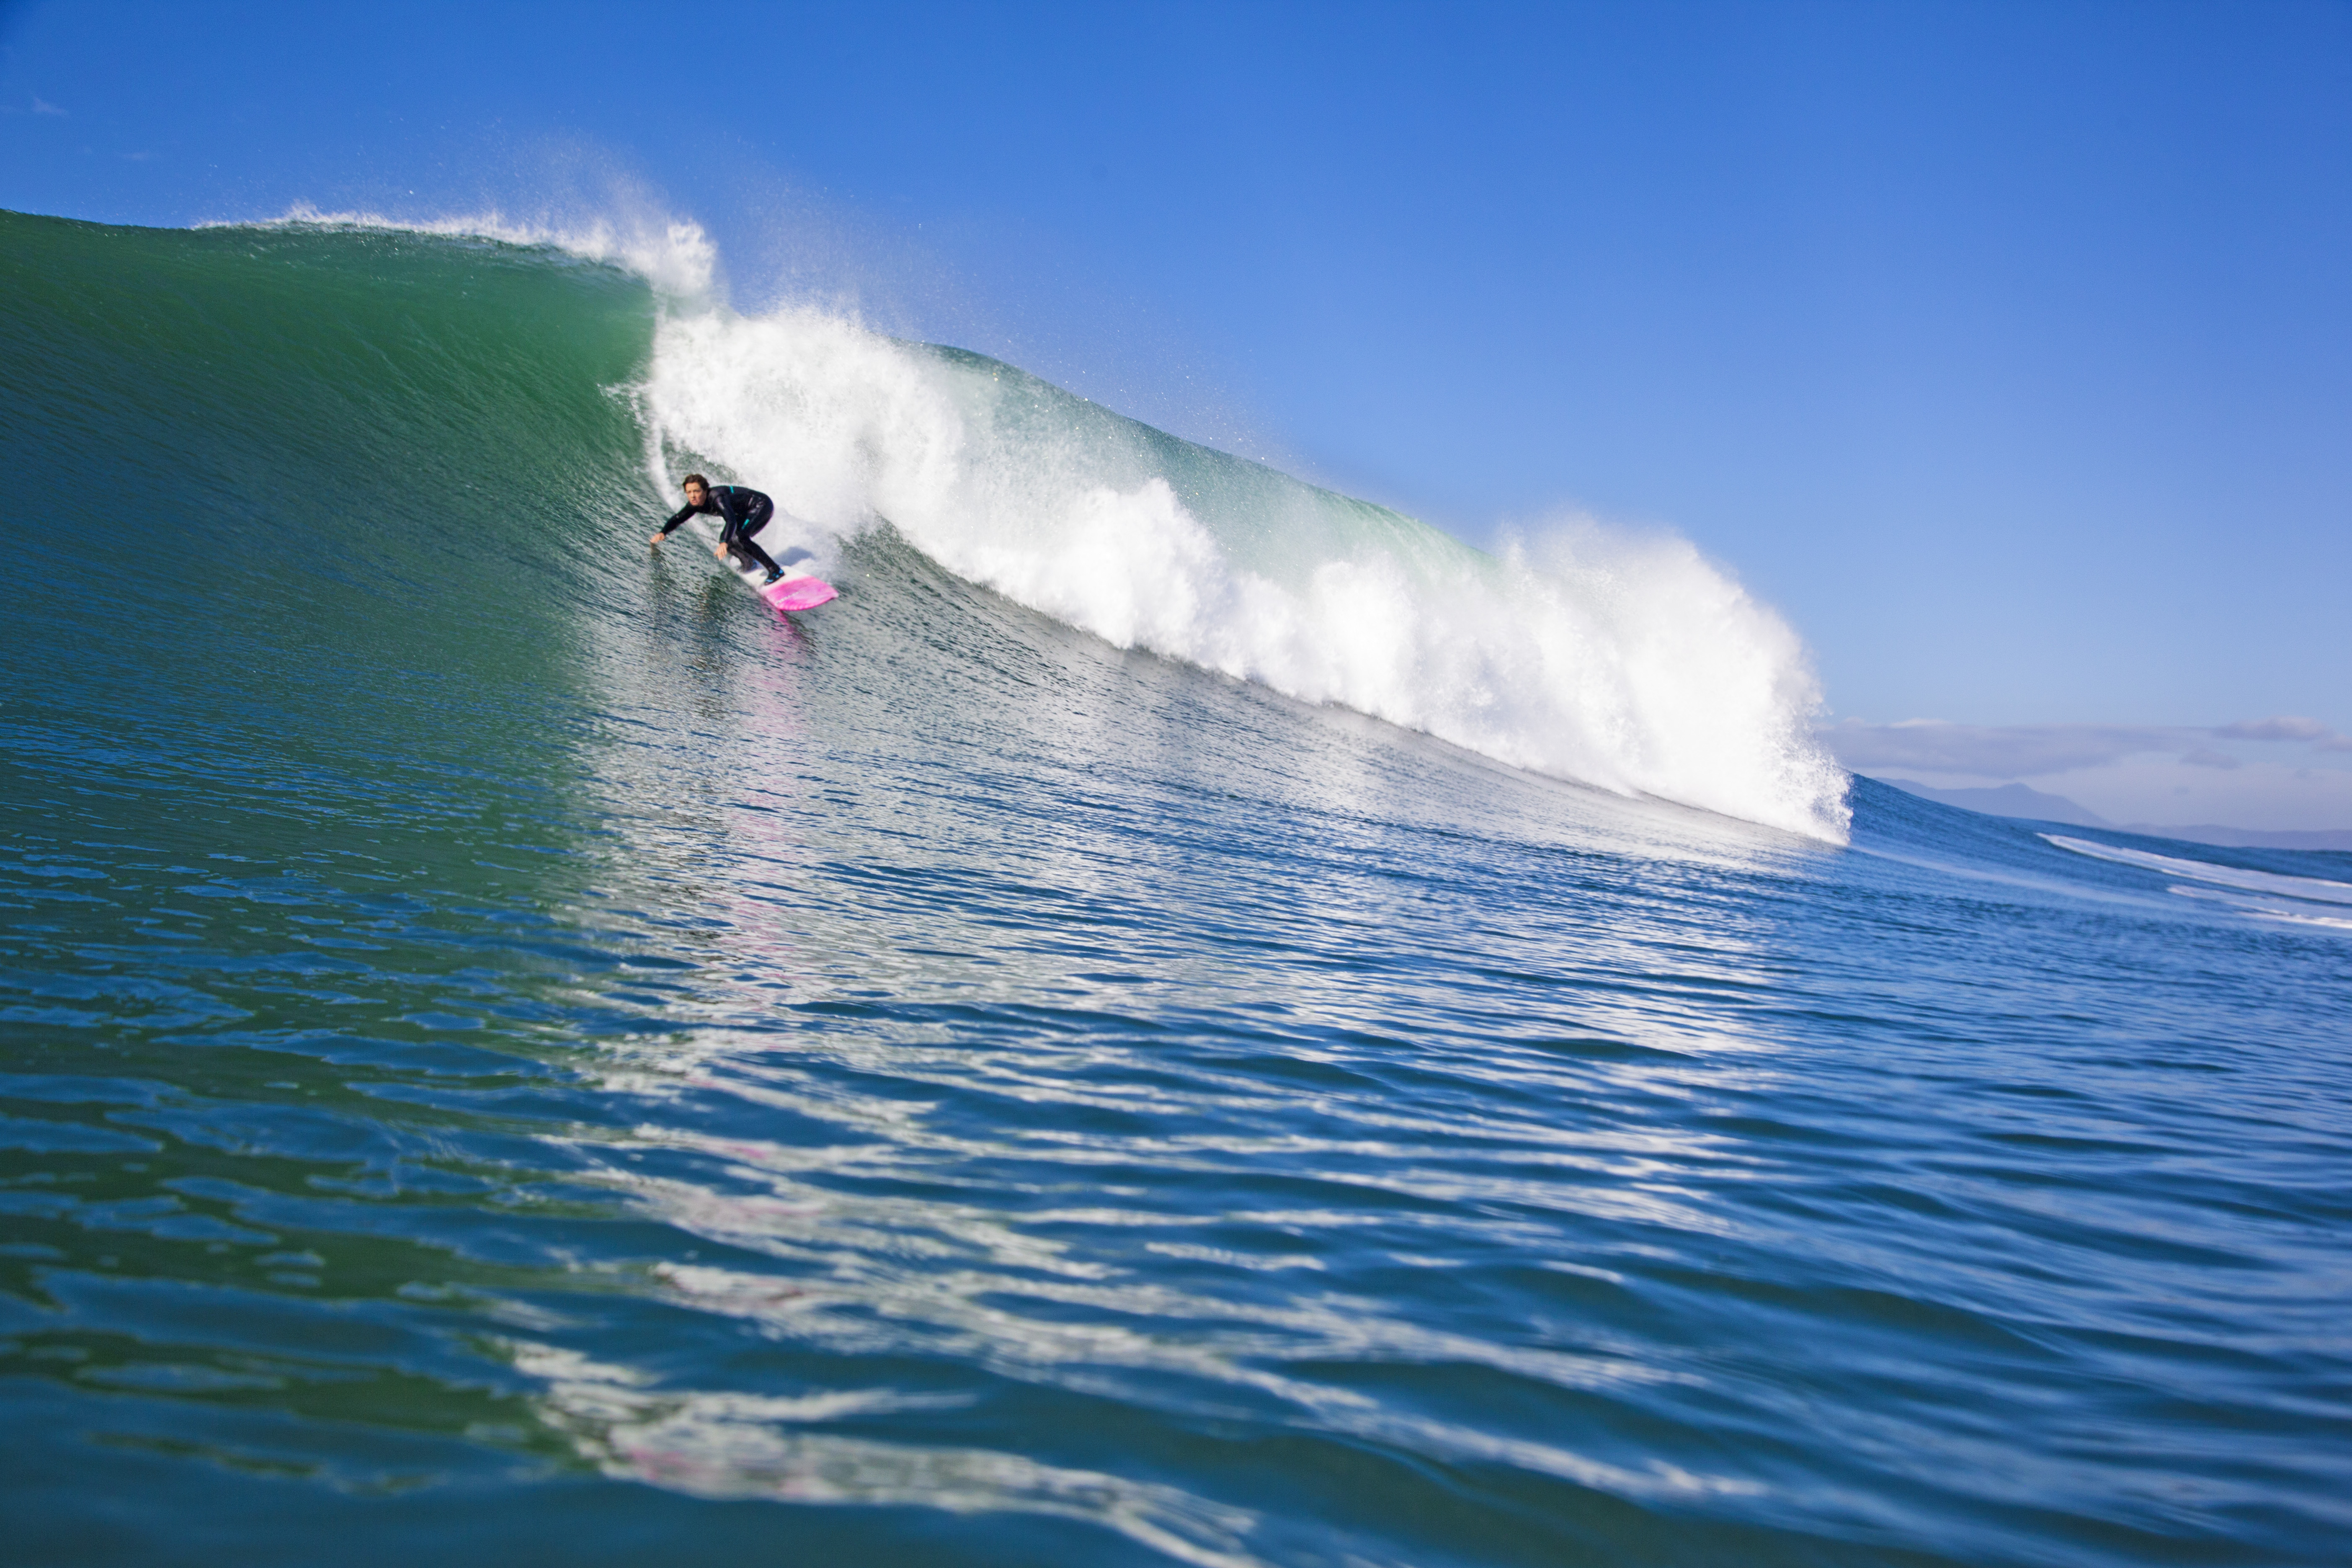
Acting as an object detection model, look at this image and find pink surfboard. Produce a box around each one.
[758,573,838,612]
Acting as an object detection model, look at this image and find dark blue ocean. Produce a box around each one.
[5,211,2349,1567]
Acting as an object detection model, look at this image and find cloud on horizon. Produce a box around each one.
[1822,716,2352,779]
[2215,715,2352,750]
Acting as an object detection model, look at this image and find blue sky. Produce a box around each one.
[5,1,2347,823]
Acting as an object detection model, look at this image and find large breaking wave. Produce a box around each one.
[234,206,1853,841]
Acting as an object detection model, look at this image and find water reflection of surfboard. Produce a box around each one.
[684,513,838,613]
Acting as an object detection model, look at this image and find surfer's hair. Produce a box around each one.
[680,473,709,490]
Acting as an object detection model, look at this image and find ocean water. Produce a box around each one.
[3,209,2348,1567]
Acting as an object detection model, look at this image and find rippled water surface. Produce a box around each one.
[6,214,2351,1567]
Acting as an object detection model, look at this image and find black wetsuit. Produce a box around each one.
[660,485,780,576]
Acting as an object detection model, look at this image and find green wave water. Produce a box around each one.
[5,211,2350,1568]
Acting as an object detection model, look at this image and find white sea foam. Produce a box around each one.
[640,302,1851,842]
[2043,835,2352,908]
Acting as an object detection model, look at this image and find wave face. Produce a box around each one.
[643,307,1849,841]
[6,210,2351,1568]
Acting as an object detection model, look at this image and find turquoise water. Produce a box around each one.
[4,211,2349,1566]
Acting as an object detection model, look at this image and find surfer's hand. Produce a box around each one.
[649,532,666,547]
[713,544,727,559]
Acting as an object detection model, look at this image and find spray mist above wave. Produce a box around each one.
[642,301,1850,841]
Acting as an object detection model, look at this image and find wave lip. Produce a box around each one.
[203,201,721,300]
[641,303,1851,841]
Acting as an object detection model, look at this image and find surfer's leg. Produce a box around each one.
[731,534,782,578]
[735,502,782,580]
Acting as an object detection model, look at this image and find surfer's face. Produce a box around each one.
[683,482,707,507]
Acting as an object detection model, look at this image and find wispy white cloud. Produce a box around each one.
[32,97,66,116]
[2216,715,2331,742]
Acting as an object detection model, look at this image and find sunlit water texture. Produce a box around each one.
[4,213,2348,1568]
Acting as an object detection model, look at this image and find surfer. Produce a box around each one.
[652,474,785,584]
